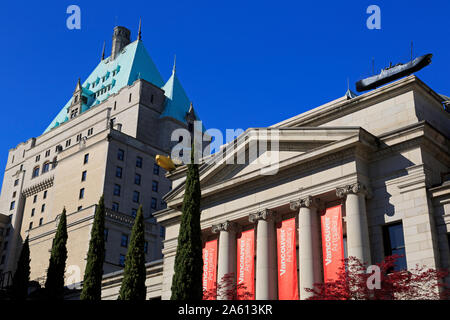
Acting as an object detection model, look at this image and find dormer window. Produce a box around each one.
[74,95,78,103]
[70,108,78,119]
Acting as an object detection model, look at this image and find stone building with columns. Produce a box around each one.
[153,75,450,300]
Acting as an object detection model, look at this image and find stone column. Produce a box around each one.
[212,221,238,300]
[336,182,372,264]
[290,196,322,300]
[249,209,277,300]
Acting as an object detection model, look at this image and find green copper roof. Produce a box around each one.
[44,38,204,134]
[161,70,191,122]
[44,40,164,133]
[161,68,205,132]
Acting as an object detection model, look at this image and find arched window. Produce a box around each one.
[32,166,40,178]
[42,161,50,173]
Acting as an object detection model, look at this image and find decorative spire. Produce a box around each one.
[137,18,142,41]
[101,41,105,61]
[75,77,82,92]
[172,54,177,74]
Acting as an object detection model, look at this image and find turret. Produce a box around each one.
[111,26,131,60]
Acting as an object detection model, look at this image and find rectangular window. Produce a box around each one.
[35,155,40,162]
[116,166,123,178]
[144,241,148,254]
[43,190,47,199]
[151,197,157,209]
[84,153,89,164]
[119,254,126,267]
[136,156,143,168]
[160,226,165,238]
[31,208,35,217]
[117,149,125,161]
[81,171,87,182]
[33,195,37,203]
[65,139,71,147]
[114,184,121,196]
[79,188,85,199]
[121,234,129,248]
[14,179,19,186]
[448,233,450,256]
[39,218,43,226]
[45,150,50,157]
[41,204,45,213]
[153,163,160,175]
[77,206,83,211]
[152,181,158,192]
[29,222,33,230]
[104,228,109,242]
[132,191,140,203]
[112,202,119,212]
[383,222,407,271]
[131,208,137,218]
[134,173,141,185]
[76,133,82,142]
[12,191,16,198]
[9,201,15,210]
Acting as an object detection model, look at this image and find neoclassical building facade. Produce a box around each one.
[153,75,450,300]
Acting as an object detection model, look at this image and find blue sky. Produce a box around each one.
[0,0,449,183]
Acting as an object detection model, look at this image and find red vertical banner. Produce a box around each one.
[236,229,255,300]
[276,217,299,300]
[321,205,345,282]
[202,239,218,299]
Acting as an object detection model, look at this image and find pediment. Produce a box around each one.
[164,127,376,203]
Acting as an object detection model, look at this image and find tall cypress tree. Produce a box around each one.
[170,145,203,300]
[118,205,147,300]
[11,236,30,300]
[45,208,68,300]
[80,195,106,300]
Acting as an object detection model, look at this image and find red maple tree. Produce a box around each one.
[306,255,450,300]
[203,273,253,300]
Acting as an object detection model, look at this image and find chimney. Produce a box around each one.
[111,26,131,60]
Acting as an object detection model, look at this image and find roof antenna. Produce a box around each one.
[101,41,105,61]
[137,18,142,41]
[114,16,118,27]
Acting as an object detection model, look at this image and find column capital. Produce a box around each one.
[290,196,321,211]
[249,209,276,223]
[211,220,239,234]
[336,182,371,198]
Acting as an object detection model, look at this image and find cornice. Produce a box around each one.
[22,176,54,197]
